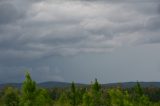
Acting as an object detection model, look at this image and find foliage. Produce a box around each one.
[3,87,19,106]
[55,91,70,106]
[108,88,133,106]
[70,82,77,106]
[20,72,37,106]
[134,81,143,96]
[1,73,160,106]
[82,92,92,106]
[35,88,52,106]
[20,72,53,106]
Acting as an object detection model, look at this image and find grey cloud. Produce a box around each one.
[0,66,25,83]
[145,16,160,31]
[0,0,160,82]
[158,4,160,14]
[30,66,64,82]
[0,0,160,59]
[0,65,64,83]
[0,2,24,25]
[0,0,160,58]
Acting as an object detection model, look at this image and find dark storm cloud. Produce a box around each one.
[0,0,160,82]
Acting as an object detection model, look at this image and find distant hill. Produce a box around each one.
[102,82,160,88]
[1,81,160,89]
[0,81,87,89]
[0,83,22,89]
[38,81,86,88]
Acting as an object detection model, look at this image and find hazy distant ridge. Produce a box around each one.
[1,82,160,89]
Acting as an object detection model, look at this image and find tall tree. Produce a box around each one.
[20,72,37,106]
[90,78,101,106]
[133,81,150,105]
[70,81,77,106]
[134,81,143,96]
[92,78,101,92]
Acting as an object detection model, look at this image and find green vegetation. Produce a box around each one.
[1,72,160,106]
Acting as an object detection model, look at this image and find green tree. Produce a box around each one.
[92,78,101,92]
[108,88,133,106]
[82,92,92,106]
[134,81,143,96]
[90,78,101,106]
[132,82,150,105]
[56,91,70,106]
[20,72,37,106]
[70,81,77,106]
[76,88,85,105]
[35,88,52,106]
[3,87,19,106]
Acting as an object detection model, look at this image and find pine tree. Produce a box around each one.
[90,78,101,106]
[20,72,37,106]
[133,81,150,105]
[92,78,101,92]
[70,81,77,106]
[35,88,52,106]
[134,81,143,96]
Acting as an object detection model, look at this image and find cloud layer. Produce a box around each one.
[0,0,160,82]
[0,0,160,58]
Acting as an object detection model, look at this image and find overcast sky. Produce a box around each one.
[0,0,160,84]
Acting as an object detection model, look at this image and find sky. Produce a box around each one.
[0,0,160,84]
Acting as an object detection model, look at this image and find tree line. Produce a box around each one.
[1,72,160,106]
